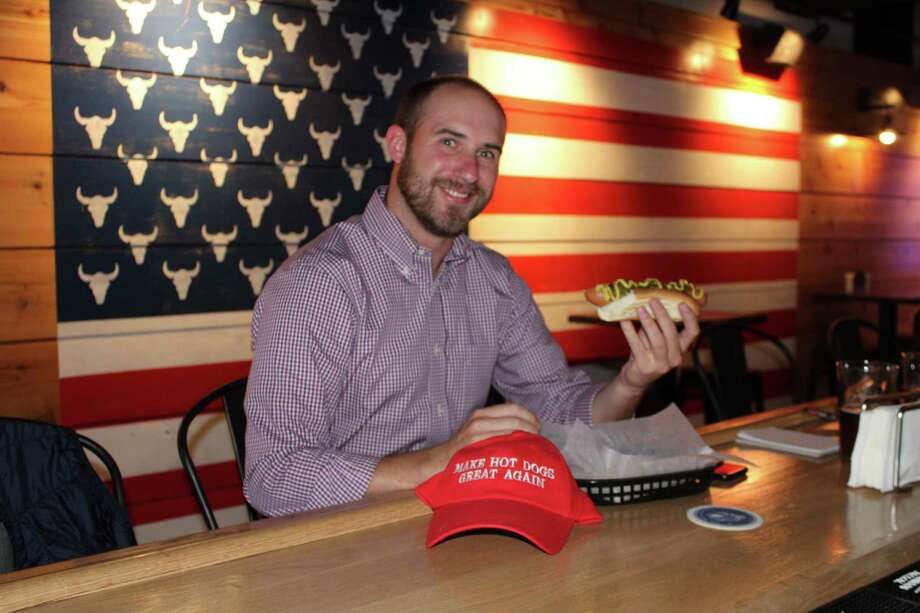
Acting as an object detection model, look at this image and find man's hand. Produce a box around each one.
[442,403,540,460]
[591,299,700,423]
[367,403,539,496]
[618,299,700,392]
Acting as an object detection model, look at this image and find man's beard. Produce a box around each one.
[396,148,490,238]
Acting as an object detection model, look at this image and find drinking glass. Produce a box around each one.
[835,360,900,458]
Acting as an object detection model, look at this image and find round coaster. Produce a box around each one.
[686,505,763,531]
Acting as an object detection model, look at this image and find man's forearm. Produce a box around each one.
[366,444,449,496]
[590,372,645,423]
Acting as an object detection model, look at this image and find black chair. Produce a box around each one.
[177,377,259,530]
[0,417,136,571]
[77,433,128,510]
[827,317,883,361]
[692,323,796,423]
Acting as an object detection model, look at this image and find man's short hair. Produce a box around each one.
[393,76,505,143]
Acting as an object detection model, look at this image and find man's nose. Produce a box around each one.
[452,151,478,184]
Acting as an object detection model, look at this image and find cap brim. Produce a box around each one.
[425,499,575,555]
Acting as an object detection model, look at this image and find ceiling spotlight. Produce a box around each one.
[720,0,740,20]
[878,116,897,145]
[737,23,805,79]
[828,134,848,147]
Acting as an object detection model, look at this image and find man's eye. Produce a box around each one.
[479,150,496,159]
[441,138,456,147]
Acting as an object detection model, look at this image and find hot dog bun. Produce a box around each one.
[584,279,706,322]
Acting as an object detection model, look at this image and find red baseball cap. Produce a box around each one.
[415,431,601,555]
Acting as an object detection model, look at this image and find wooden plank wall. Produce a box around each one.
[0,1,56,422]
[0,0,917,421]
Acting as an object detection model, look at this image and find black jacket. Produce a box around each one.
[0,418,135,571]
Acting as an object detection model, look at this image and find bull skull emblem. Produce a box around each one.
[275,225,309,257]
[372,66,402,99]
[310,0,340,26]
[272,13,306,53]
[160,188,199,228]
[115,0,156,35]
[237,47,272,84]
[115,70,157,110]
[310,191,342,227]
[239,259,275,296]
[246,0,262,15]
[159,111,198,153]
[340,25,371,60]
[74,107,117,151]
[238,118,273,156]
[274,153,308,190]
[402,34,430,68]
[118,225,158,265]
[78,263,119,305]
[342,158,372,191]
[308,123,341,161]
[72,27,116,68]
[430,11,457,44]
[373,1,402,35]
[373,128,391,163]
[162,260,201,301]
[197,2,236,44]
[201,224,238,263]
[272,85,308,121]
[117,144,158,186]
[308,56,340,92]
[200,78,237,116]
[200,148,237,188]
[237,190,273,228]
[76,186,118,228]
[341,93,372,126]
[158,37,198,77]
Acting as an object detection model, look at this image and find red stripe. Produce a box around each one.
[554,308,796,363]
[122,461,244,526]
[128,487,245,526]
[503,103,800,159]
[510,251,797,294]
[470,9,800,100]
[488,177,798,219]
[61,361,251,428]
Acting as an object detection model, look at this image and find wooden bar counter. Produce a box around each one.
[2,400,919,612]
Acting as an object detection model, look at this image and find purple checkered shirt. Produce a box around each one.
[244,187,601,515]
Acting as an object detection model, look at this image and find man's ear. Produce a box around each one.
[386,125,408,164]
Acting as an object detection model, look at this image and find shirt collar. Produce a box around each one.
[363,186,472,275]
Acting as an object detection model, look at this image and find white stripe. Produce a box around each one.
[59,311,253,377]
[133,506,249,543]
[471,214,799,243]
[498,133,801,191]
[469,47,802,133]
[483,240,799,255]
[488,236,799,257]
[80,413,235,478]
[536,280,797,333]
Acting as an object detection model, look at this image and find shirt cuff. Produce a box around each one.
[573,381,606,426]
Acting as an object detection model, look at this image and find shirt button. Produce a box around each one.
[435,403,445,415]
[432,343,442,355]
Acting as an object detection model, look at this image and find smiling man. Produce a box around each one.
[243,76,700,515]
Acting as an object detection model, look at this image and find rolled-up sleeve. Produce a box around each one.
[493,271,603,426]
[243,261,379,516]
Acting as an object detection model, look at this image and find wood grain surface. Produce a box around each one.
[0,0,49,63]
[0,340,58,423]
[6,399,918,613]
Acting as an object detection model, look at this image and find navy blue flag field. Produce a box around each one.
[52,0,469,322]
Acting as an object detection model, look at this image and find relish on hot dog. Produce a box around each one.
[585,278,706,322]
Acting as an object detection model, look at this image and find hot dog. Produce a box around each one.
[585,278,706,322]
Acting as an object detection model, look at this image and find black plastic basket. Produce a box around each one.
[576,466,714,506]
